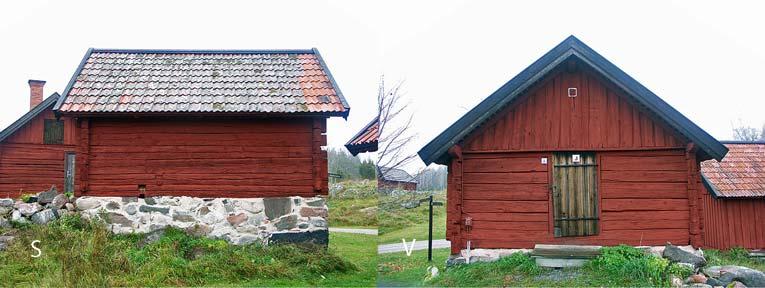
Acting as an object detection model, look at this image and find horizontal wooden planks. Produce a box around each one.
[0,143,76,198]
[3,110,77,145]
[82,117,321,198]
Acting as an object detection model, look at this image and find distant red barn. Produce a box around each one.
[378,167,417,192]
[418,36,729,254]
[700,142,765,250]
[41,48,349,198]
[0,81,77,198]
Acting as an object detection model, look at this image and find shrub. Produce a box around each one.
[586,245,686,286]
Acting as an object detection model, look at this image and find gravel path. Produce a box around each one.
[328,227,379,235]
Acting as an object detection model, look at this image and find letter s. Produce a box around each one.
[31,240,42,258]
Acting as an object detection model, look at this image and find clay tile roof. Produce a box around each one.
[54,48,349,117]
[378,167,417,183]
[344,116,379,155]
[701,142,765,198]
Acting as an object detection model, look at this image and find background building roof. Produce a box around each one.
[701,142,765,198]
[378,166,417,183]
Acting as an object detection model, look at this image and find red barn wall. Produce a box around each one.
[0,109,77,198]
[78,117,327,198]
[446,68,700,252]
[701,188,765,250]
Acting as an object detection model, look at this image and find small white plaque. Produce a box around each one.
[572,154,581,163]
[541,157,548,165]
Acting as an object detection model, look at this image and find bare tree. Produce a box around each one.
[732,120,764,142]
[376,77,418,172]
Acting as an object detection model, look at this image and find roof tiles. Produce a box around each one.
[701,143,765,198]
[344,116,379,155]
[56,49,349,116]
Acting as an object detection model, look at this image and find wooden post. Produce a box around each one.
[685,143,702,247]
[311,118,328,195]
[447,145,464,255]
[77,118,90,196]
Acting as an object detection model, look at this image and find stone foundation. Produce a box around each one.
[1,190,328,246]
[75,196,328,245]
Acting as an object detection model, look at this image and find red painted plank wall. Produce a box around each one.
[455,150,690,249]
[79,117,326,198]
[443,67,699,251]
[701,188,765,249]
[464,69,686,152]
[0,110,77,198]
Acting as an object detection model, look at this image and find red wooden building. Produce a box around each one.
[38,48,349,198]
[378,166,417,192]
[0,81,78,198]
[418,36,729,254]
[344,116,378,156]
[700,142,765,250]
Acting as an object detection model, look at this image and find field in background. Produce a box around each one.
[328,180,378,228]
[378,190,446,244]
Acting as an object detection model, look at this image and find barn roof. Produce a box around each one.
[378,166,417,183]
[0,93,60,143]
[54,48,349,117]
[344,116,379,155]
[418,35,727,165]
[701,142,765,199]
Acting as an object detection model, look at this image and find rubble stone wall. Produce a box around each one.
[0,191,328,246]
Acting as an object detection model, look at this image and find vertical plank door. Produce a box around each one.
[552,152,599,237]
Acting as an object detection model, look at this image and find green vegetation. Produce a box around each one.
[0,214,373,287]
[706,247,765,272]
[380,245,765,287]
[378,190,445,244]
[329,180,377,228]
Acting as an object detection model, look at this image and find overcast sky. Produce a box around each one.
[2,1,764,172]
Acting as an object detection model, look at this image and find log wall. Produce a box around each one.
[78,117,327,198]
[0,109,77,197]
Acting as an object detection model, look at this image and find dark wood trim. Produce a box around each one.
[464,146,685,154]
[76,118,90,196]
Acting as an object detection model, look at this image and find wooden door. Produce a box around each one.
[64,152,75,193]
[552,152,599,237]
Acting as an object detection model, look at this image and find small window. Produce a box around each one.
[43,119,64,144]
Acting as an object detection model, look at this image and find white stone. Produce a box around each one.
[234,199,264,214]
[125,204,137,215]
[0,198,14,207]
[156,197,179,206]
[75,197,103,211]
[17,203,42,217]
[177,196,202,210]
[11,210,28,224]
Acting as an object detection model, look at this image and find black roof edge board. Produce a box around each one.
[53,48,94,113]
[312,47,351,119]
[0,92,60,143]
[344,116,379,147]
[418,35,728,165]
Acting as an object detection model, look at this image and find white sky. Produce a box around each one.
[2,1,764,172]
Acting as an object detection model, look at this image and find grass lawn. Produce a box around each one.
[378,245,765,287]
[378,190,446,244]
[328,180,377,228]
[0,215,376,287]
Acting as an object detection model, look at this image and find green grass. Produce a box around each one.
[329,180,378,228]
[0,214,374,287]
[705,247,765,272]
[377,248,451,287]
[378,190,445,244]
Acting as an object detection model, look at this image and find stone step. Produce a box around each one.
[533,256,589,268]
[531,244,602,259]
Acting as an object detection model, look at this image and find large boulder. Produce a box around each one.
[75,197,102,211]
[0,198,14,207]
[37,186,58,204]
[51,194,69,209]
[663,243,706,268]
[31,209,58,224]
[17,203,42,217]
[11,210,28,224]
[704,265,765,287]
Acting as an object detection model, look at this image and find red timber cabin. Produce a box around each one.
[700,142,765,250]
[0,81,77,197]
[50,48,349,198]
[418,36,729,254]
